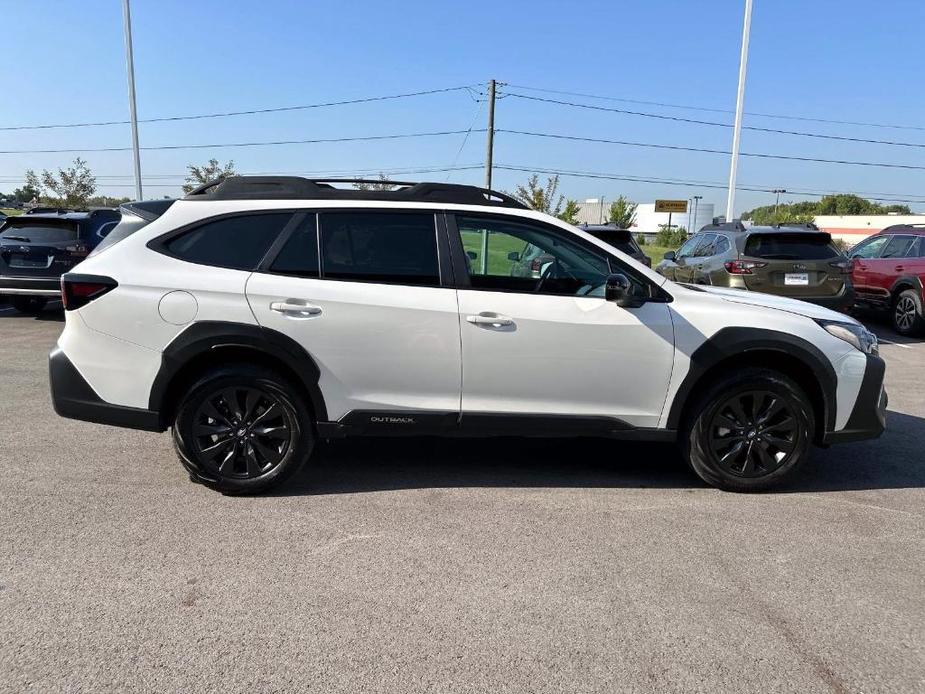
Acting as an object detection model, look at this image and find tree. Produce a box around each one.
[655,225,688,247]
[353,173,398,191]
[608,195,638,228]
[39,158,97,207]
[508,174,565,216]
[182,158,236,193]
[742,194,912,225]
[557,199,581,224]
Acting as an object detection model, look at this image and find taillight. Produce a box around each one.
[724,260,768,275]
[829,260,852,274]
[61,274,117,311]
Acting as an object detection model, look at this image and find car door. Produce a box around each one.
[849,235,890,300]
[246,210,462,424]
[450,213,674,429]
[687,233,718,284]
[871,234,917,296]
[674,234,712,283]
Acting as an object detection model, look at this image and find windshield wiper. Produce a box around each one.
[1,235,31,242]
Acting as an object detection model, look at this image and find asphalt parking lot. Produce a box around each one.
[1,305,923,693]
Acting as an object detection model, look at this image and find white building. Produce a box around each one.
[813,214,925,244]
[575,200,715,240]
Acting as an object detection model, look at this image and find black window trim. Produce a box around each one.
[444,210,671,302]
[255,208,449,289]
[148,209,301,271]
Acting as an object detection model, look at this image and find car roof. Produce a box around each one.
[17,209,119,222]
[878,224,925,236]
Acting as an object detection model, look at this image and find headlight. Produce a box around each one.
[817,320,878,355]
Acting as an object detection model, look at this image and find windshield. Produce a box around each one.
[0,223,79,243]
[744,234,840,260]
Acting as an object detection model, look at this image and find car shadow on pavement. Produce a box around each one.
[274,409,925,496]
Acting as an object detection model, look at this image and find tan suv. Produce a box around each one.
[656,222,854,311]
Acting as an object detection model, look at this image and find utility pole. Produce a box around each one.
[773,188,787,213]
[725,0,753,222]
[122,0,143,201]
[484,79,496,190]
[692,195,702,232]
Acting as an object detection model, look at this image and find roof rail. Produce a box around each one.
[771,222,819,231]
[699,221,747,233]
[183,176,528,209]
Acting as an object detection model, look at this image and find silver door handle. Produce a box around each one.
[466,313,514,328]
[270,300,322,318]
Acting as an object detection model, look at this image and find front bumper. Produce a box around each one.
[0,275,61,297]
[822,353,887,444]
[49,347,164,432]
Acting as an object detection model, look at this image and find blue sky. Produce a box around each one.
[3,0,925,214]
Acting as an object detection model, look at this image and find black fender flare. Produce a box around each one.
[665,327,838,433]
[889,275,923,299]
[148,321,327,423]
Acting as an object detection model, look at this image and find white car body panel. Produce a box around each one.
[245,274,462,419]
[456,290,674,427]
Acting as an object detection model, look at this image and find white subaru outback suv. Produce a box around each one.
[49,177,887,494]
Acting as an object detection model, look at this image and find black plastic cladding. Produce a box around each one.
[182,176,528,209]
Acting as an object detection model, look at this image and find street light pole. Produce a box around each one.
[725,0,753,222]
[692,195,702,232]
[122,0,143,201]
[772,188,787,213]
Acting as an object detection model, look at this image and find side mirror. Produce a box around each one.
[663,251,676,261]
[605,273,645,308]
[466,250,478,260]
[507,251,520,262]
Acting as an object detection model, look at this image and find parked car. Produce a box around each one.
[577,224,651,267]
[49,177,885,495]
[655,222,853,311]
[0,209,120,313]
[847,224,925,336]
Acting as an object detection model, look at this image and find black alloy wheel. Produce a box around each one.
[191,386,293,479]
[708,391,797,478]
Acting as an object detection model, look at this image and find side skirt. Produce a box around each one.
[316,410,676,442]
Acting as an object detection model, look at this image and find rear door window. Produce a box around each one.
[0,224,79,243]
[693,233,717,257]
[745,234,838,259]
[319,211,439,286]
[881,235,917,259]
[161,213,293,270]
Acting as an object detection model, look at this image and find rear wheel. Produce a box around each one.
[172,365,314,494]
[892,289,925,336]
[12,296,47,314]
[683,368,814,492]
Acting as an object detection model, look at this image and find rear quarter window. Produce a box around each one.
[159,213,294,270]
[744,234,840,260]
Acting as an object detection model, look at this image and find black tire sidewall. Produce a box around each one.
[172,366,314,494]
[892,289,925,336]
[684,369,814,492]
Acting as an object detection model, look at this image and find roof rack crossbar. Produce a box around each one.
[182,176,528,209]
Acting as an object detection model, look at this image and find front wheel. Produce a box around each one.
[172,365,315,494]
[683,368,814,492]
[892,289,925,336]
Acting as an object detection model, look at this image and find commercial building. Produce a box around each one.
[575,200,715,241]
[813,214,925,244]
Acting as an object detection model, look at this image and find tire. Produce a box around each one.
[171,364,315,494]
[12,296,47,314]
[682,368,814,492]
[892,289,925,337]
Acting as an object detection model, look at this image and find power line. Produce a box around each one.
[501,92,925,149]
[504,83,925,133]
[0,86,479,132]
[494,164,925,204]
[0,129,486,155]
[498,129,925,171]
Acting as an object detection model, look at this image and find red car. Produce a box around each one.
[849,224,925,335]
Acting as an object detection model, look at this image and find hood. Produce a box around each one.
[696,285,860,324]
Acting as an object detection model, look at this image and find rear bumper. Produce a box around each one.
[0,275,61,296]
[822,353,887,444]
[49,347,165,432]
[799,285,855,311]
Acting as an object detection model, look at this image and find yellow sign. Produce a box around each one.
[655,199,688,213]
